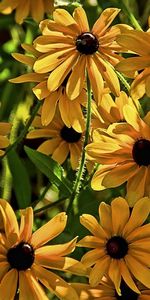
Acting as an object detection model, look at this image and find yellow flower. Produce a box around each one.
[10,44,86,132]
[71,278,150,299]
[92,90,140,130]
[27,113,84,169]
[0,122,11,155]
[116,30,150,99]
[86,105,150,206]
[78,196,150,295]
[0,199,87,300]
[32,7,127,102]
[0,0,54,24]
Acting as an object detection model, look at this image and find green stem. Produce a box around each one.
[66,74,91,213]
[115,70,130,92]
[1,101,41,159]
[120,1,143,30]
[34,196,67,214]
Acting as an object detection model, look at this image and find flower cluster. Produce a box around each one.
[0,1,150,299]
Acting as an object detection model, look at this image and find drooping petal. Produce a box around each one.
[19,270,49,300]
[81,248,106,267]
[35,237,77,258]
[125,255,150,288]
[0,269,18,299]
[52,141,69,164]
[66,55,86,100]
[99,202,112,235]
[41,92,59,126]
[120,259,140,294]
[108,259,121,296]
[30,212,67,248]
[126,167,148,206]
[33,264,79,300]
[77,236,103,248]
[89,256,110,286]
[35,256,88,276]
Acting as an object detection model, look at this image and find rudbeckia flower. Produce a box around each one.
[0,199,87,299]
[92,90,140,130]
[115,30,150,99]
[32,6,126,102]
[78,196,150,294]
[10,44,86,132]
[27,113,84,169]
[0,0,54,24]
[71,278,150,299]
[0,122,11,155]
[86,105,150,206]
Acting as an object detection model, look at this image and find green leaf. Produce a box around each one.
[7,149,31,208]
[24,146,72,196]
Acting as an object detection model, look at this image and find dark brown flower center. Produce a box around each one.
[60,126,82,143]
[115,280,138,300]
[7,242,34,270]
[76,32,99,55]
[106,236,128,259]
[132,139,150,166]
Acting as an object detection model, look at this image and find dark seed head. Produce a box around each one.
[76,32,99,55]
[132,139,150,166]
[106,236,128,259]
[60,126,82,143]
[7,242,34,271]
[115,280,138,300]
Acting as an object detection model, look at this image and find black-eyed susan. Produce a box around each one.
[71,278,150,299]
[91,90,140,130]
[78,196,150,295]
[0,122,11,155]
[0,0,54,24]
[116,30,150,99]
[27,113,84,170]
[32,6,130,102]
[10,44,86,132]
[0,199,87,300]
[86,105,150,206]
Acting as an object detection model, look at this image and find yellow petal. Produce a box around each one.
[80,214,108,239]
[35,237,77,258]
[111,197,130,235]
[126,167,148,206]
[66,55,86,100]
[73,7,89,32]
[87,56,104,104]
[69,143,81,170]
[9,73,45,83]
[19,207,33,242]
[125,255,150,288]
[33,81,50,100]
[33,264,79,300]
[123,197,150,237]
[0,269,18,299]
[108,259,121,296]
[77,236,103,248]
[89,256,110,286]
[41,92,59,125]
[120,259,140,294]
[30,212,67,248]
[19,270,49,300]
[15,0,30,24]
[92,8,120,36]
[99,202,112,235]
[103,162,138,188]
[52,141,69,164]
[0,199,19,241]
[37,138,60,155]
[35,256,88,276]
[47,52,78,92]
[12,53,35,67]
[81,248,106,267]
